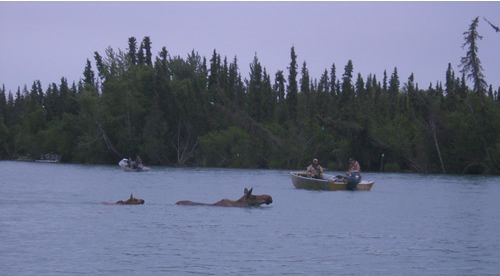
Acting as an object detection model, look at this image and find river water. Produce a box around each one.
[1,161,499,275]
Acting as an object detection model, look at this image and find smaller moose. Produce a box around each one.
[116,194,145,205]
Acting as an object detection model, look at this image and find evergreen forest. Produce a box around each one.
[1,18,499,174]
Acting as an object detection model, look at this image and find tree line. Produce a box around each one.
[1,18,499,174]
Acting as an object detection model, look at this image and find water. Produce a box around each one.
[1,161,500,275]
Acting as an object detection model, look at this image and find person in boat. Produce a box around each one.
[348,158,360,174]
[345,158,362,190]
[306,158,324,179]
[127,156,137,169]
[136,155,143,169]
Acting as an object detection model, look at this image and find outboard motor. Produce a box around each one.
[346,172,361,191]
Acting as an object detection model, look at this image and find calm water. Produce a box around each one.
[1,161,500,275]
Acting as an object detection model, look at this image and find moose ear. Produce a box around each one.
[244,188,253,198]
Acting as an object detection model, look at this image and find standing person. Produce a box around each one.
[346,158,361,190]
[306,158,324,179]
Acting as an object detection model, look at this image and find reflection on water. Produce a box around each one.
[1,161,500,275]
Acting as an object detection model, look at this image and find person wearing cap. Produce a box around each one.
[306,158,324,179]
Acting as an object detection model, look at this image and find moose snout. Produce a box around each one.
[265,196,273,204]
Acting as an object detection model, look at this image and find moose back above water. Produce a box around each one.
[176,188,273,207]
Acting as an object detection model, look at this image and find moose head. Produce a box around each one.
[237,188,273,207]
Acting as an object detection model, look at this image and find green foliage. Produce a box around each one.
[0,116,8,158]
[38,114,79,161]
[199,127,258,168]
[1,35,500,174]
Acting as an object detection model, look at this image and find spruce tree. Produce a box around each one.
[388,67,400,97]
[341,60,354,103]
[460,17,487,95]
[300,62,310,95]
[248,54,263,121]
[227,56,239,102]
[83,59,95,88]
[330,63,337,96]
[383,70,388,92]
[155,47,170,79]
[208,50,219,90]
[0,85,6,119]
[405,73,418,115]
[274,70,286,104]
[445,63,455,97]
[299,61,311,120]
[262,69,275,121]
[318,70,329,94]
[274,70,287,124]
[127,37,138,65]
[94,51,107,81]
[372,74,380,100]
[221,57,229,91]
[388,67,400,117]
[286,47,298,122]
[355,73,365,98]
[137,45,145,66]
[142,36,153,66]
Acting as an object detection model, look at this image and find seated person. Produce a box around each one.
[346,158,361,190]
[348,158,360,175]
[306,158,324,179]
[136,155,143,169]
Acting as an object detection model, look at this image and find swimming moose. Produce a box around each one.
[116,194,145,205]
[176,188,273,207]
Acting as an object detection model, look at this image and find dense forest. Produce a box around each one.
[1,18,499,174]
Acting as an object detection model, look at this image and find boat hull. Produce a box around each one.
[123,166,150,172]
[34,159,60,163]
[290,172,374,191]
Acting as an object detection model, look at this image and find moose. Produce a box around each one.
[176,188,273,207]
[115,194,145,205]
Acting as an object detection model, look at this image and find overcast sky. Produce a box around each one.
[1,2,499,94]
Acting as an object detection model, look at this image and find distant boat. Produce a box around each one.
[35,153,61,163]
[16,155,34,162]
[118,158,150,172]
[290,171,374,191]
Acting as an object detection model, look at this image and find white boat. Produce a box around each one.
[35,153,61,163]
[118,158,150,172]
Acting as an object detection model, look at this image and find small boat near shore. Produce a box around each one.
[35,153,61,163]
[290,171,374,191]
[118,158,150,172]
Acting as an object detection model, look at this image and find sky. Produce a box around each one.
[1,2,499,94]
